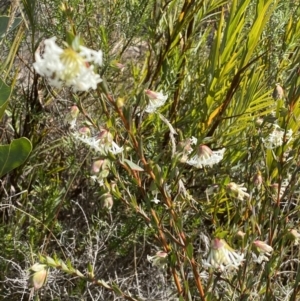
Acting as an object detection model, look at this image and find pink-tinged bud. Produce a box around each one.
[97,129,113,144]
[147,251,168,268]
[211,238,224,250]
[100,193,113,210]
[78,127,91,136]
[197,145,213,159]
[253,240,273,254]
[91,160,104,174]
[29,263,48,290]
[70,105,79,119]
[236,230,246,238]
[253,171,263,187]
[110,60,125,71]
[145,89,160,100]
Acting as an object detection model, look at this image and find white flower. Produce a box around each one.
[33,37,103,91]
[144,89,168,113]
[147,251,168,268]
[150,192,160,204]
[190,136,197,145]
[73,129,123,155]
[187,145,225,168]
[203,238,244,271]
[226,182,250,200]
[262,125,293,149]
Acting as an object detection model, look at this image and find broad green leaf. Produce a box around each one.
[0,78,11,120]
[0,15,22,40]
[0,138,32,177]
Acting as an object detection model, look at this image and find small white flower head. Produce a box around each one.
[150,193,160,204]
[205,184,220,196]
[252,240,273,263]
[73,128,123,155]
[144,89,168,113]
[288,229,300,245]
[187,145,225,168]
[262,125,293,149]
[65,105,79,129]
[147,251,168,268]
[203,238,244,271]
[33,36,103,91]
[226,182,250,201]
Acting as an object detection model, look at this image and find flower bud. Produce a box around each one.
[147,251,168,268]
[91,160,104,174]
[288,229,300,245]
[253,171,263,187]
[116,97,125,108]
[110,60,125,71]
[29,263,48,290]
[236,230,246,238]
[100,193,113,210]
[196,145,213,159]
[78,127,91,136]
[272,83,284,100]
[253,240,273,254]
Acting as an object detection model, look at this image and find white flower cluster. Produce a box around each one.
[187,145,225,168]
[33,37,103,91]
[73,130,123,155]
[226,182,250,201]
[262,125,293,149]
[203,238,275,272]
[203,238,244,271]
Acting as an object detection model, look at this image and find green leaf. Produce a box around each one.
[0,15,22,40]
[123,159,144,171]
[111,282,123,296]
[186,243,193,260]
[0,78,11,120]
[0,138,32,177]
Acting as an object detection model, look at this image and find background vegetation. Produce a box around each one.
[0,0,299,300]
